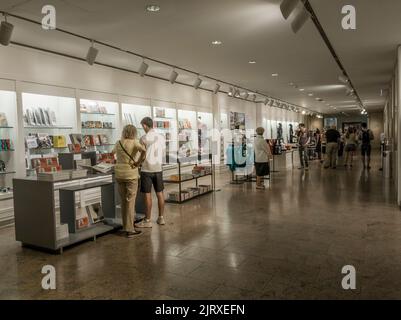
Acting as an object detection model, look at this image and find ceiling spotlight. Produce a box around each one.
[272,73,279,77]
[234,89,241,98]
[280,0,300,20]
[146,5,160,12]
[193,77,202,90]
[289,82,295,86]
[138,60,149,77]
[212,40,222,45]
[308,93,313,96]
[252,94,257,102]
[264,98,269,105]
[0,15,14,46]
[169,70,178,84]
[299,88,305,92]
[302,110,306,115]
[249,61,256,64]
[86,41,99,66]
[244,92,250,100]
[213,83,221,94]
[269,99,274,107]
[291,7,311,33]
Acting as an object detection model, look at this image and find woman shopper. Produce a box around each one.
[254,127,272,189]
[344,127,358,168]
[112,125,146,238]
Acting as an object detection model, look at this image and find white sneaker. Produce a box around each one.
[135,219,153,228]
[157,216,166,225]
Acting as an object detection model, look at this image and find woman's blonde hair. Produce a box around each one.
[121,125,137,140]
[256,127,265,135]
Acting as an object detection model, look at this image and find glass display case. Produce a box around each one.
[197,112,213,157]
[153,106,178,163]
[80,99,119,152]
[178,109,198,158]
[121,103,151,139]
[0,90,17,197]
[22,92,77,174]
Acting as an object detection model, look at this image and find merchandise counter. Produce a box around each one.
[13,173,122,253]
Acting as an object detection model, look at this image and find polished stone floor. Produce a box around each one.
[1,155,401,300]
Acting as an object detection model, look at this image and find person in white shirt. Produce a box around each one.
[254,127,273,189]
[135,117,166,228]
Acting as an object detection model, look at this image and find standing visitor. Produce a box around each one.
[297,123,310,171]
[324,125,341,169]
[254,127,272,189]
[344,127,358,168]
[113,125,146,238]
[358,122,374,170]
[315,129,322,162]
[135,117,166,228]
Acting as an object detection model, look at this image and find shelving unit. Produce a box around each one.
[80,99,119,153]
[197,112,213,156]
[0,90,18,212]
[22,92,77,174]
[178,109,198,158]
[153,107,178,163]
[164,154,214,204]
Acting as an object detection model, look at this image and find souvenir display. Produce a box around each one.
[0,139,12,151]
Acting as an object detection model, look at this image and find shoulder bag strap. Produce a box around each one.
[119,140,136,169]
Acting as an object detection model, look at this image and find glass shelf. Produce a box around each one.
[0,171,16,175]
[24,126,73,129]
[80,112,116,116]
[82,127,116,130]
[0,149,15,152]
[0,126,13,129]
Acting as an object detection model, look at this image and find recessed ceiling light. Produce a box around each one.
[272,73,279,77]
[308,93,313,96]
[249,61,256,64]
[146,4,160,12]
[212,40,222,45]
[299,88,305,92]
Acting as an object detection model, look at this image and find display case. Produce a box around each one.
[80,99,119,152]
[153,106,178,164]
[0,90,17,203]
[197,112,213,156]
[177,109,198,158]
[121,103,151,139]
[22,92,77,175]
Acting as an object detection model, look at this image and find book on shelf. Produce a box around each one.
[76,206,90,230]
[79,162,115,174]
[86,203,104,224]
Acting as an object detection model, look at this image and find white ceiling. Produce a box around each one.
[0,0,397,113]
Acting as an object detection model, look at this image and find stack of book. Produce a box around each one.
[37,171,70,182]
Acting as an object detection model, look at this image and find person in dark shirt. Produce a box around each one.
[324,125,341,169]
[358,122,374,169]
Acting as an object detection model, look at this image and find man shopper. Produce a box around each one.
[359,122,374,170]
[297,123,310,171]
[324,125,341,169]
[135,117,166,228]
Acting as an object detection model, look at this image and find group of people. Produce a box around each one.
[297,122,375,170]
[112,117,166,238]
